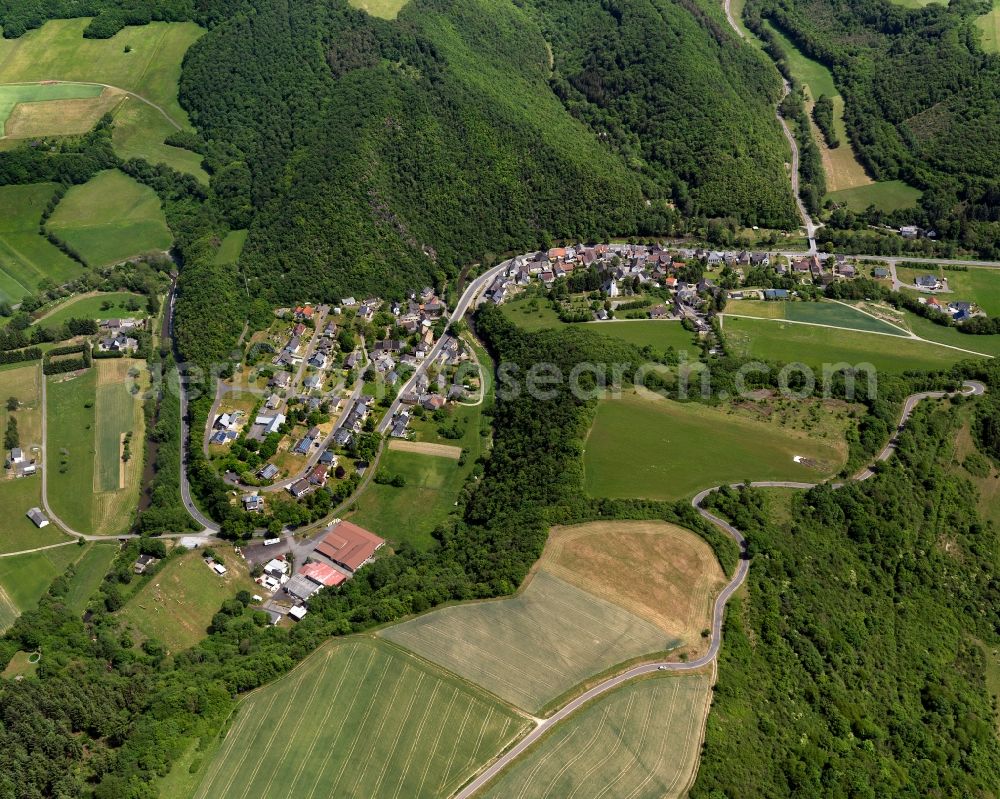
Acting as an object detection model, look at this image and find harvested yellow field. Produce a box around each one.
[387,439,462,459]
[3,87,125,139]
[541,521,726,656]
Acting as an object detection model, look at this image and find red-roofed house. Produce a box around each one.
[299,561,347,587]
[313,521,385,573]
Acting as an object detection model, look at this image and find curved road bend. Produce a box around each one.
[453,380,984,799]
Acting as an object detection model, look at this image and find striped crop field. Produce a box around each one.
[482,673,713,799]
[380,570,678,713]
[190,638,528,799]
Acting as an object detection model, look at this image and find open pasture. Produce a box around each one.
[350,449,470,551]
[63,543,116,612]
[978,0,1000,52]
[826,180,921,212]
[381,570,676,712]
[118,548,257,653]
[589,319,696,352]
[46,368,98,532]
[541,521,726,652]
[0,82,103,135]
[0,183,80,302]
[584,392,846,501]
[36,291,146,327]
[214,229,248,264]
[723,315,973,372]
[191,638,526,799]
[726,299,907,335]
[111,98,208,181]
[482,673,713,799]
[0,19,202,125]
[46,169,171,267]
[348,0,412,18]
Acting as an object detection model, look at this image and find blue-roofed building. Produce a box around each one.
[763,288,789,300]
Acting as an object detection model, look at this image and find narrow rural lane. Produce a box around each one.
[719,0,817,251]
[453,379,984,798]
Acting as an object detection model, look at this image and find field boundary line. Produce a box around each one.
[0,80,182,130]
[825,298,912,336]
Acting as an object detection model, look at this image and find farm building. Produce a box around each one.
[26,507,48,528]
[134,554,158,574]
[313,521,385,574]
[286,574,323,603]
[299,561,347,588]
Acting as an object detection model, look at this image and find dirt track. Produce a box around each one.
[388,440,462,459]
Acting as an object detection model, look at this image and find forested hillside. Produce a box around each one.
[175,0,798,303]
[745,0,1000,256]
[692,391,1000,797]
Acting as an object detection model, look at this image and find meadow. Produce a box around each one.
[118,548,257,653]
[381,570,676,712]
[0,545,80,633]
[0,83,102,135]
[214,229,248,264]
[723,315,973,372]
[977,0,1000,52]
[63,543,116,613]
[540,521,726,654]
[482,673,713,799]
[190,638,526,799]
[501,297,697,351]
[893,309,1000,358]
[0,19,202,126]
[348,0,411,18]
[725,299,907,335]
[46,369,97,532]
[0,183,80,303]
[931,267,1000,316]
[35,291,146,328]
[47,169,172,267]
[826,181,922,212]
[584,392,846,500]
[765,24,921,209]
[0,19,206,178]
[349,448,470,550]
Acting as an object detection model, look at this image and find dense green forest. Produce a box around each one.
[692,389,1000,797]
[744,0,1000,257]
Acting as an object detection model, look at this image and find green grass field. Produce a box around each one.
[0,19,203,126]
[0,83,102,135]
[46,369,98,532]
[1,649,41,679]
[47,169,172,266]
[501,298,697,352]
[63,543,116,612]
[584,392,846,500]
[0,183,81,303]
[826,181,922,212]
[978,0,1000,51]
[723,315,972,372]
[94,381,132,491]
[726,299,907,335]
[118,550,258,653]
[896,310,1000,358]
[936,267,1000,316]
[348,0,411,19]
[350,449,469,550]
[381,570,676,712]
[110,98,208,182]
[214,229,248,264]
[482,673,712,799]
[190,638,527,799]
[0,545,80,632]
[35,291,146,328]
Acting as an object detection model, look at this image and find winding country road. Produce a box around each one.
[453,379,985,798]
[719,0,818,252]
